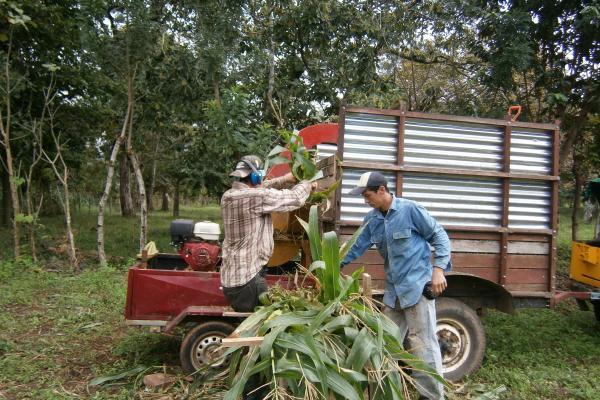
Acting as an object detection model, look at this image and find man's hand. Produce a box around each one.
[311,182,318,191]
[283,172,296,184]
[431,267,447,296]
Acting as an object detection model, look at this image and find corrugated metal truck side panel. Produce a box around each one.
[335,107,559,299]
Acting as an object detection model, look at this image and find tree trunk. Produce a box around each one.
[559,105,591,169]
[42,123,78,271]
[147,141,159,212]
[24,181,43,263]
[1,159,10,226]
[161,190,169,211]
[98,94,133,266]
[129,151,147,252]
[119,152,134,216]
[1,121,20,259]
[572,155,584,241]
[60,183,78,270]
[1,35,20,258]
[173,180,180,218]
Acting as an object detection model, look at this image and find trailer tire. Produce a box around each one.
[180,321,235,375]
[436,298,486,382]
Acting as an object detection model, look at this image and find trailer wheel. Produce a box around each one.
[436,298,486,382]
[180,321,235,375]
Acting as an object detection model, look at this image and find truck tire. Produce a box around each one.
[436,298,486,382]
[592,300,600,322]
[180,321,235,375]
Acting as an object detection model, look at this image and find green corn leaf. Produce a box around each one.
[276,332,336,366]
[263,310,319,330]
[266,155,291,167]
[259,325,286,359]
[308,260,325,272]
[372,309,385,370]
[308,260,325,283]
[291,162,303,182]
[337,366,369,382]
[348,301,402,339]
[233,304,275,334]
[340,222,367,260]
[325,368,364,400]
[275,357,363,400]
[346,327,377,371]
[310,299,336,331]
[297,156,317,180]
[303,330,329,396]
[344,327,359,341]
[322,231,341,301]
[296,205,322,263]
[275,332,316,357]
[319,314,353,333]
[227,349,242,385]
[297,217,310,235]
[267,144,287,157]
[88,365,147,386]
[309,205,322,262]
[349,267,364,295]
[224,347,262,400]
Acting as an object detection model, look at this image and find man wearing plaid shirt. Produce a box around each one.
[220,155,316,312]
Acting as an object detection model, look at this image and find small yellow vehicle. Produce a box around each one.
[570,178,600,321]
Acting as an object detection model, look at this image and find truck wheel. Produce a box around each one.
[436,298,486,382]
[180,321,235,375]
[592,300,600,322]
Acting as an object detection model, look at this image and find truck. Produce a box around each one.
[569,178,600,320]
[125,105,590,382]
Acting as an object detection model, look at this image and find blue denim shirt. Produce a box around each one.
[341,195,451,309]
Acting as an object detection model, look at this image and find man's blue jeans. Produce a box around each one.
[384,296,445,400]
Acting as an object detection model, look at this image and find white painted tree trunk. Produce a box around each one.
[62,184,78,270]
[129,151,147,251]
[42,115,79,271]
[97,101,132,266]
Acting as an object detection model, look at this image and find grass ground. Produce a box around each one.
[0,206,599,399]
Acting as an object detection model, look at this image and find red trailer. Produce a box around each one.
[124,255,300,374]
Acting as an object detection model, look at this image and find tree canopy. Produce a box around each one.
[1,0,599,255]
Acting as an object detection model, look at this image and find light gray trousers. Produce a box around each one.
[384,296,445,400]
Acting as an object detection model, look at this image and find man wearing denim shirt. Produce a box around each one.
[341,171,451,400]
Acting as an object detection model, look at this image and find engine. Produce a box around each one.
[170,219,221,272]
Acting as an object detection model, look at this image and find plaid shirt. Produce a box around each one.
[220,177,311,287]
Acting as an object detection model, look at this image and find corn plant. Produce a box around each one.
[220,205,444,400]
[265,130,340,205]
[265,130,318,182]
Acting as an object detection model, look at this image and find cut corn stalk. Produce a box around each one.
[211,205,446,399]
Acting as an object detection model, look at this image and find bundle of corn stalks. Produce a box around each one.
[265,130,318,182]
[219,206,444,400]
[265,130,339,204]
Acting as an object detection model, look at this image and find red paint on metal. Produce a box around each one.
[267,123,338,178]
[551,290,593,308]
[124,267,297,322]
[552,290,591,305]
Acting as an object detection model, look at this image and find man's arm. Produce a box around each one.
[263,172,295,189]
[340,217,372,267]
[411,203,451,295]
[261,181,314,213]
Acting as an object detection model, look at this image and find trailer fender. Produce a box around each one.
[443,272,514,314]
